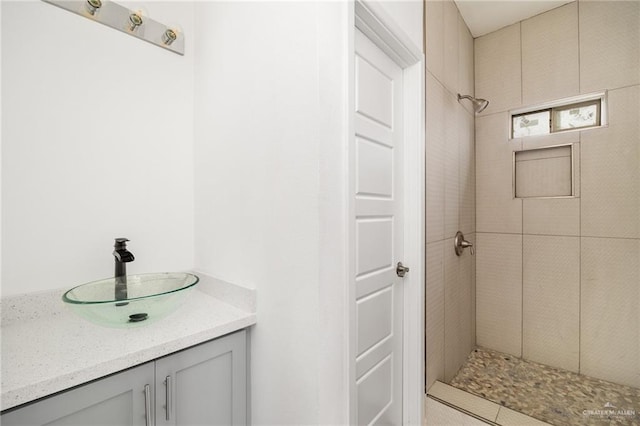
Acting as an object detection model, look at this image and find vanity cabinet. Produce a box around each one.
[156,329,246,426]
[1,330,247,426]
[1,362,155,426]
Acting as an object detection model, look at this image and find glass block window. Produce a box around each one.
[510,92,606,139]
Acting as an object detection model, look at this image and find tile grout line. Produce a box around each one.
[578,128,582,374]
[576,0,581,368]
[472,96,476,356]
[520,138,524,359]
[577,0,582,94]
[519,21,523,106]
[521,183,525,358]
[441,63,447,383]
[441,238,446,381]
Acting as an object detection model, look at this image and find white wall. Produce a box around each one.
[193,2,349,424]
[377,0,424,52]
[1,1,195,296]
[193,1,422,424]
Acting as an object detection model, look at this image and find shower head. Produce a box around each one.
[457,94,489,113]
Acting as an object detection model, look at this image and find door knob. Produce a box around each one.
[396,262,410,278]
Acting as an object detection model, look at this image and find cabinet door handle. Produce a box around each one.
[165,375,172,421]
[144,384,152,426]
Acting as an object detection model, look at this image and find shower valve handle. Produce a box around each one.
[454,231,474,256]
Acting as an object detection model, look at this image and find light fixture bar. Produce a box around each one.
[42,0,185,56]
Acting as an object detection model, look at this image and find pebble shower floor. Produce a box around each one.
[450,348,640,426]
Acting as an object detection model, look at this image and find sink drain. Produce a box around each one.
[128,313,148,322]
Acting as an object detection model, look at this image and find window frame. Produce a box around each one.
[551,99,601,133]
[509,91,607,139]
[511,109,551,138]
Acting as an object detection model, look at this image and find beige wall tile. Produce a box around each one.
[444,236,474,381]
[581,237,640,388]
[425,397,490,426]
[523,198,580,236]
[581,86,640,239]
[601,84,639,129]
[444,93,460,239]
[476,233,523,357]
[425,0,444,81]
[428,382,501,422]
[443,0,459,95]
[475,23,521,115]
[476,113,523,234]
[496,407,552,426]
[459,107,475,235]
[579,0,640,93]
[458,13,474,115]
[426,240,445,390]
[519,129,579,151]
[523,235,580,372]
[426,72,445,243]
[521,2,579,105]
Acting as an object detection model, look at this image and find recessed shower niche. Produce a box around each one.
[513,144,575,198]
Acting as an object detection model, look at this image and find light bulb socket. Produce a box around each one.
[128,13,143,31]
[85,0,102,15]
[162,29,178,46]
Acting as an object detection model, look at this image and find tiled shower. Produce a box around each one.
[426,0,639,422]
[425,0,476,388]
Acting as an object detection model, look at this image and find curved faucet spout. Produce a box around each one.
[114,249,135,263]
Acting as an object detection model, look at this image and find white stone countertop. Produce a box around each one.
[0,272,256,411]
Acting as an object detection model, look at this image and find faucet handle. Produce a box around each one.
[114,238,130,249]
[454,231,474,256]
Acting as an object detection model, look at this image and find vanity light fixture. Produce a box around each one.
[85,0,102,16]
[42,0,185,55]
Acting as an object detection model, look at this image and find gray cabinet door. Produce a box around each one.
[1,362,155,426]
[155,330,246,426]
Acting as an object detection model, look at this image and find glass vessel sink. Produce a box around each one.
[63,273,199,328]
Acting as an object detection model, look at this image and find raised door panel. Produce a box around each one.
[356,137,394,198]
[356,218,394,276]
[155,330,246,426]
[1,363,154,426]
[356,55,394,128]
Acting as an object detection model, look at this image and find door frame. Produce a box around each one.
[348,1,425,424]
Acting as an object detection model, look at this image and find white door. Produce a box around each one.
[353,28,405,426]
